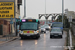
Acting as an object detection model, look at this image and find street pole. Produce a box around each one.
[10,17,13,38]
[11,24,12,39]
[62,0,64,26]
[24,0,26,18]
[14,0,16,36]
[45,0,47,24]
[45,0,46,14]
[14,14,16,36]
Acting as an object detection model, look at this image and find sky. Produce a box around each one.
[20,0,75,20]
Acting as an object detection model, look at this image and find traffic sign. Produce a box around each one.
[19,16,21,19]
[10,21,13,24]
[69,16,72,22]
[0,2,14,18]
[10,17,13,21]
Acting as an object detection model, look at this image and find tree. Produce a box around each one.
[56,15,70,28]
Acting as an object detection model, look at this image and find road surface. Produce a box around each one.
[0,31,67,50]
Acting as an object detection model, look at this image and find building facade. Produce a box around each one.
[0,0,22,36]
[65,9,75,19]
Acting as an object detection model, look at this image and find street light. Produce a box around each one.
[62,0,64,26]
[45,0,46,14]
[24,0,26,18]
[45,0,47,24]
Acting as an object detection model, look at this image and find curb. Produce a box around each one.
[0,36,3,38]
[0,37,18,45]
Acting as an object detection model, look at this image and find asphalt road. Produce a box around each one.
[0,31,67,50]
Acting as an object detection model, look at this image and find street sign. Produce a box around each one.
[0,2,14,18]
[19,16,21,19]
[10,21,13,24]
[69,16,72,22]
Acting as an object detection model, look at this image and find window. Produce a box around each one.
[4,20,7,25]
[21,22,38,30]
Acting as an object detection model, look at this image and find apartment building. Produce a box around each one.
[65,9,75,19]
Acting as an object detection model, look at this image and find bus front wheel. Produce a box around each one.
[36,35,40,39]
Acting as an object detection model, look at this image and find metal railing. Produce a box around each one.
[5,32,14,41]
[68,29,73,50]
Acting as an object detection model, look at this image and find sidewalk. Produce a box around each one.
[0,35,18,45]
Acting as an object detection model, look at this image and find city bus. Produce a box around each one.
[19,19,40,39]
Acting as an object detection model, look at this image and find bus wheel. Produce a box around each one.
[36,35,40,39]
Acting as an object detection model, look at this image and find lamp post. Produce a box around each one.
[62,0,64,26]
[45,0,47,24]
[45,0,46,14]
[24,0,26,18]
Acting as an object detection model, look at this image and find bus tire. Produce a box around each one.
[60,35,62,38]
[35,35,40,39]
[38,35,40,38]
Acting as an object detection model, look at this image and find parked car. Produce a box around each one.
[50,28,63,38]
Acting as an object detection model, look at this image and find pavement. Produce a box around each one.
[0,35,18,45]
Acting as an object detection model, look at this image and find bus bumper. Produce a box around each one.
[19,33,40,37]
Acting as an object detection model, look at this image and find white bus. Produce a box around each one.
[18,19,40,39]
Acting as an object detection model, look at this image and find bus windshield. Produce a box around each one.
[20,22,38,30]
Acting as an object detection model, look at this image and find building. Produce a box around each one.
[0,0,22,36]
[65,9,75,19]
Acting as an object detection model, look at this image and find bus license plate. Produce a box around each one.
[23,31,34,33]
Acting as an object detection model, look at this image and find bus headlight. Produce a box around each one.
[20,31,23,34]
[37,31,39,33]
[34,31,39,34]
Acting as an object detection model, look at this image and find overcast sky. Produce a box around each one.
[20,0,75,20]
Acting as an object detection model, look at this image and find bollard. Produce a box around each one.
[8,35,9,40]
[6,35,9,41]
[6,35,7,41]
